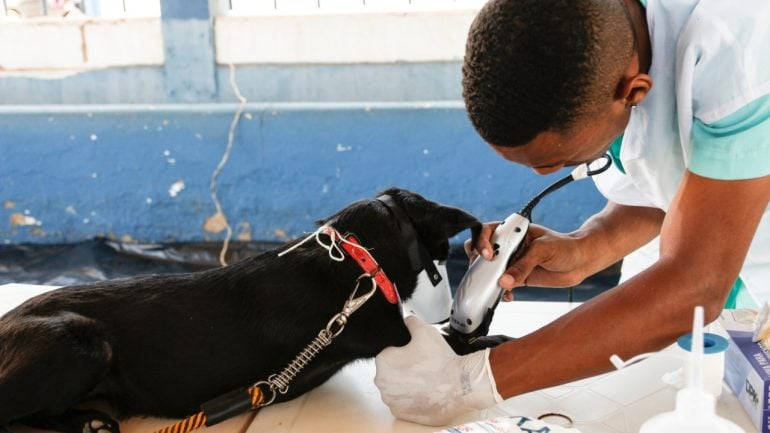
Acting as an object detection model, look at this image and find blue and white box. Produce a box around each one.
[721,309,770,433]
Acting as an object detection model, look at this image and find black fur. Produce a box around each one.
[0,188,495,433]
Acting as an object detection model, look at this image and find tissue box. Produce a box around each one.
[720,309,770,433]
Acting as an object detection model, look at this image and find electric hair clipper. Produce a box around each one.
[449,212,529,336]
[447,155,613,339]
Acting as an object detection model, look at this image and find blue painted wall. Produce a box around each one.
[0,0,607,245]
[0,103,606,244]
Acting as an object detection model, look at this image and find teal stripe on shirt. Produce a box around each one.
[690,94,770,180]
[609,134,626,174]
[725,277,756,309]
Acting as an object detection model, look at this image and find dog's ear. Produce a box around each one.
[389,188,480,238]
[433,205,482,240]
[379,188,481,259]
[431,205,482,259]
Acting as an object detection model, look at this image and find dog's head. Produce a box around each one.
[319,187,481,304]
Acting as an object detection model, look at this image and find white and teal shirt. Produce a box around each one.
[594,0,770,307]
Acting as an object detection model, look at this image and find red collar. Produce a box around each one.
[338,234,400,305]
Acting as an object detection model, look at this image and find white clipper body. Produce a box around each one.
[450,213,529,335]
[448,155,612,337]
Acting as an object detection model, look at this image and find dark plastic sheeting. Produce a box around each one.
[0,240,619,302]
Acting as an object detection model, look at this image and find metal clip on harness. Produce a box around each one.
[255,273,378,405]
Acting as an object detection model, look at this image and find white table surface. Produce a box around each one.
[0,283,757,433]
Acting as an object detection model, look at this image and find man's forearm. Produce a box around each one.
[489,172,769,400]
[489,259,701,398]
[570,201,665,276]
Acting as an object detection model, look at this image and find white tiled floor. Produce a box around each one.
[0,284,757,433]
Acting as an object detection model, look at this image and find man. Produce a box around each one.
[374,0,770,426]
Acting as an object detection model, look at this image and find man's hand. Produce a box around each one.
[374,316,502,426]
[500,224,590,289]
[466,202,665,299]
[464,221,501,263]
[466,222,590,297]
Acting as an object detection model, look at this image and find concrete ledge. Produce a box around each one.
[0,18,163,71]
[215,10,476,64]
[1,9,476,71]
[0,20,84,69]
[85,18,165,67]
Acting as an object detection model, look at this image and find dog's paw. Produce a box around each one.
[466,334,514,351]
[81,412,119,433]
[20,409,120,433]
[442,330,514,355]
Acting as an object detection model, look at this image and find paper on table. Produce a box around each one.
[434,415,580,433]
[752,302,770,346]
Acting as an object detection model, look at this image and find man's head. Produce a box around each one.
[462,0,652,173]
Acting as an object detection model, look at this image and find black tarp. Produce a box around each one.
[0,239,619,302]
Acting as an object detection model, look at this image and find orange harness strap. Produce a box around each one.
[152,386,264,433]
[153,412,207,433]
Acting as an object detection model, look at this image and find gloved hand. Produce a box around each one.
[374,315,503,426]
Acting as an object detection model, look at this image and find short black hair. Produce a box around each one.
[462,0,635,147]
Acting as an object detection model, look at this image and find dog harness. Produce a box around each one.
[154,196,438,433]
[278,224,402,305]
[339,233,399,304]
[154,270,379,433]
[153,227,389,433]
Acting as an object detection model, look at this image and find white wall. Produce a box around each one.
[0,18,163,71]
[215,9,477,65]
[0,8,478,72]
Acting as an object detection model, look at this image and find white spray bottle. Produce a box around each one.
[639,306,745,433]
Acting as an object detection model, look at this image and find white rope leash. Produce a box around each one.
[277,225,372,262]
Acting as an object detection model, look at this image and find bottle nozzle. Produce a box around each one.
[691,306,705,391]
[639,306,746,433]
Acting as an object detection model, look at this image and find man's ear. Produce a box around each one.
[617,72,653,107]
[615,51,653,107]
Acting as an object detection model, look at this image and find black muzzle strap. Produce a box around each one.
[376,195,443,287]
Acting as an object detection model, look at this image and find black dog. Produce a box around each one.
[0,188,507,433]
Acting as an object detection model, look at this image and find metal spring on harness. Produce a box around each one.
[268,328,335,395]
[254,275,373,406]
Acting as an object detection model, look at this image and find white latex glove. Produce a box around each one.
[374,315,503,426]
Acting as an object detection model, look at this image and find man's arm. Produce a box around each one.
[490,171,770,397]
[373,172,769,426]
